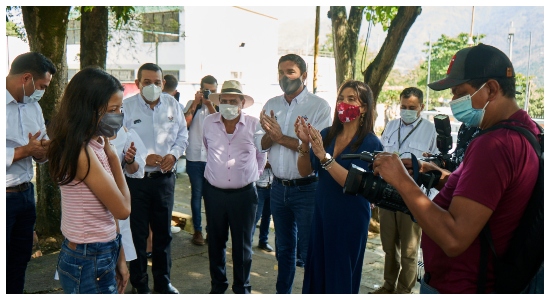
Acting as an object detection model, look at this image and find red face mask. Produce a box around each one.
[337,102,361,123]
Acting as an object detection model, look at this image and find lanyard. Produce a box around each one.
[398,118,423,150]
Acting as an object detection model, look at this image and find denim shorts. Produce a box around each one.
[57,234,121,294]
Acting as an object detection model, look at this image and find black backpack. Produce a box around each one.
[476,119,544,294]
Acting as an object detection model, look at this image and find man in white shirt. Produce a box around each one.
[371,87,438,294]
[6,52,56,294]
[255,54,331,294]
[182,75,218,246]
[123,63,188,294]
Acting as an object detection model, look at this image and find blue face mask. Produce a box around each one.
[450,83,489,128]
[400,109,419,124]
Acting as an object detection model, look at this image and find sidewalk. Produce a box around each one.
[24,172,420,294]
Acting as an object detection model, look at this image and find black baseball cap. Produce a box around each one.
[428,43,515,91]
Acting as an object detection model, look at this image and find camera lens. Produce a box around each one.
[203,90,211,99]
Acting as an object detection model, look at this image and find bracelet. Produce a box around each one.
[297,143,309,157]
[321,157,335,169]
[324,159,336,170]
[125,157,135,165]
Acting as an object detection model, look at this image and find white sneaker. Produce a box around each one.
[171,226,181,234]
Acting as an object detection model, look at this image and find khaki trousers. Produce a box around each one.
[379,209,422,293]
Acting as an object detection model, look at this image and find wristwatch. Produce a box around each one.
[320,152,332,164]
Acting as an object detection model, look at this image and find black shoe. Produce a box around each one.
[132,285,152,294]
[146,252,152,258]
[258,242,273,252]
[154,283,179,294]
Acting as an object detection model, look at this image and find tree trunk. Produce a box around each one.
[22,6,70,241]
[313,6,320,94]
[330,6,365,88]
[363,6,422,104]
[80,6,109,69]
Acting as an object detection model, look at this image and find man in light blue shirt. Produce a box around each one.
[6,52,56,294]
[123,63,188,294]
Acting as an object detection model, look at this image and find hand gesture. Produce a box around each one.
[294,116,310,144]
[372,152,410,187]
[26,131,48,159]
[146,154,164,167]
[260,110,283,143]
[160,154,176,172]
[103,137,118,160]
[123,142,137,164]
[193,91,203,106]
[307,124,325,160]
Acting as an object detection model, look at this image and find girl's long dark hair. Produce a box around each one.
[47,67,124,185]
[322,80,375,153]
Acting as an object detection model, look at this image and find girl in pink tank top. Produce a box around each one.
[47,67,131,294]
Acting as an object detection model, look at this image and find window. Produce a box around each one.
[142,11,180,43]
[164,70,180,81]
[67,20,81,45]
[108,69,135,82]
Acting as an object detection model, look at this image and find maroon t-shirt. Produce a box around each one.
[421,110,540,293]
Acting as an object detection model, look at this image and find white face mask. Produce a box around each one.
[23,77,45,104]
[219,104,240,120]
[400,109,420,124]
[141,83,162,102]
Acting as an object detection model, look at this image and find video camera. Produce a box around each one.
[342,151,441,219]
[421,114,457,171]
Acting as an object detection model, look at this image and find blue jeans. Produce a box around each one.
[419,276,440,294]
[270,180,316,294]
[521,264,544,294]
[6,183,36,294]
[252,186,271,245]
[186,160,207,232]
[57,234,122,294]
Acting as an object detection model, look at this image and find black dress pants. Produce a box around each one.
[127,172,175,289]
[203,181,258,294]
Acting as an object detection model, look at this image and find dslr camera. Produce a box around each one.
[421,114,457,171]
[202,89,211,99]
[342,151,441,219]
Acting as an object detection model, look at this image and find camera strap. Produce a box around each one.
[398,119,423,150]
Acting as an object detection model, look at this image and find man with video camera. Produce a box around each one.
[371,44,541,293]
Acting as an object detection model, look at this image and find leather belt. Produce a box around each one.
[6,182,31,193]
[144,171,172,179]
[273,176,318,187]
[68,241,79,250]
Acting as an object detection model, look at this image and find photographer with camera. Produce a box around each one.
[182,75,218,246]
[295,80,383,293]
[370,87,438,294]
[371,44,541,293]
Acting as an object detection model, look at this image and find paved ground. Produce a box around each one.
[24,171,420,294]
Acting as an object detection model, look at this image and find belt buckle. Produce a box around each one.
[146,172,155,178]
[281,179,291,186]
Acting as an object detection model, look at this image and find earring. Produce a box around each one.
[360,113,365,125]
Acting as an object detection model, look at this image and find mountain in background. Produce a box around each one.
[278,6,544,87]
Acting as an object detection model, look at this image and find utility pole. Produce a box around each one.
[313,6,320,94]
[508,21,515,62]
[426,34,432,111]
[467,6,475,46]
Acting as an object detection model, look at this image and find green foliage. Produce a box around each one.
[110,6,136,29]
[416,32,486,107]
[515,73,544,118]
[6,6,27,41]
[365,6,399,31]
[377,89,400,105]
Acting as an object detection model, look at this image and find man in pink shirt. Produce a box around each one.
[202,80,267,294]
